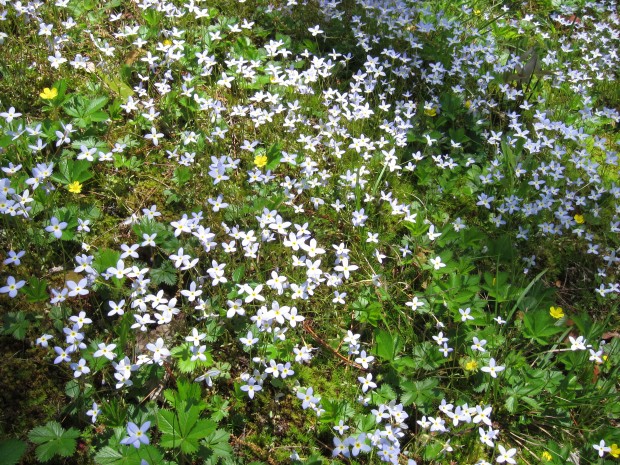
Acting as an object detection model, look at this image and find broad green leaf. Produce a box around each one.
[0,439,27,465]
[23,277,49,302]
[28,421,80,462]
[84,96,109,115]
[374,329,403,362]
[202,429,233,462]
[151,262,177,286]
[2,311,30,340]
[232,265,245,283]
[93,249,121,274]
[522,310,563,344]
[94,446,141,465]
[400,378,440,410]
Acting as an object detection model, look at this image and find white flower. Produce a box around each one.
[569,335,587,351]
[593,439,611,457]
[496,444,517,464]
[481,358,505,378]
[429,256,446,270]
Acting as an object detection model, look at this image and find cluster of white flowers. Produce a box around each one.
[0,0,618,462]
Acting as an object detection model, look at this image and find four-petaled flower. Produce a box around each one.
[120,421,151,448]
[496,444,517,464]
[0,275,26,298]
[45,216,67,238]
[481,358,505,378]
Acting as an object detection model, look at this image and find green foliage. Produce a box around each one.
[2,0,620,464]
[50,159,94,185]
[22,277,49,302]
[2,311,30,340]
[158,403,216,453]
[62,95,109,128]
[150,261,177,286]
[522,309,564,344]
[0,439,27,465]
[28,421,80,462]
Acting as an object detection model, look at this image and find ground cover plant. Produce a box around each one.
[0,0,619,464]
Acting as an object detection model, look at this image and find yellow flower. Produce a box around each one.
[465,360,478,371]
[424,107,437,117]
[465,100,472,109]
[574,214,584,224]
[549,306,564,319]
[610,444,620,458]
[254,155,268,168]
[67,181,82,194]
[40,87,58,100]
[541,451,553,462]
[474,9,481,15]
[163,39,172,46]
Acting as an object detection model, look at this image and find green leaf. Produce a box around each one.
[84,96,109,116]
[318,399,354,424]
[423,441,444,460]
[158,404,216,454]
[374,329,402,362]
[94,446,142,465]
[400,378,440,410]
[265,142,282,170]
[151,262,177,286]
[522,310,564,345]
[65,379,80,398]
[93,249,121,274]
[202,429,233,462]
[232,265,245,283]
[2,311,30,340]
[50,158,72,185]
[23,277,49,302]
[0,439,27,465]
[173,167,192,186]
[28,421,79,462]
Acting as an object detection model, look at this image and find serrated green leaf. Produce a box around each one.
[2,311,30,340]
[94,446,142,465]
[400,378,440,410]
[65,379,80,398]
[203,429,232,460]
[151,262,177,286]
[28,421,79,462]
[23,277,49,302]
[232,265,245,283]
[85,96,109,115]
[374,329,402,362]
[158,405,216,454]
[171,344,212,374]
[93,249,121,274]
[0,439,27,465]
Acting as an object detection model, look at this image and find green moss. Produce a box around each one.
[0,338,67,438]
